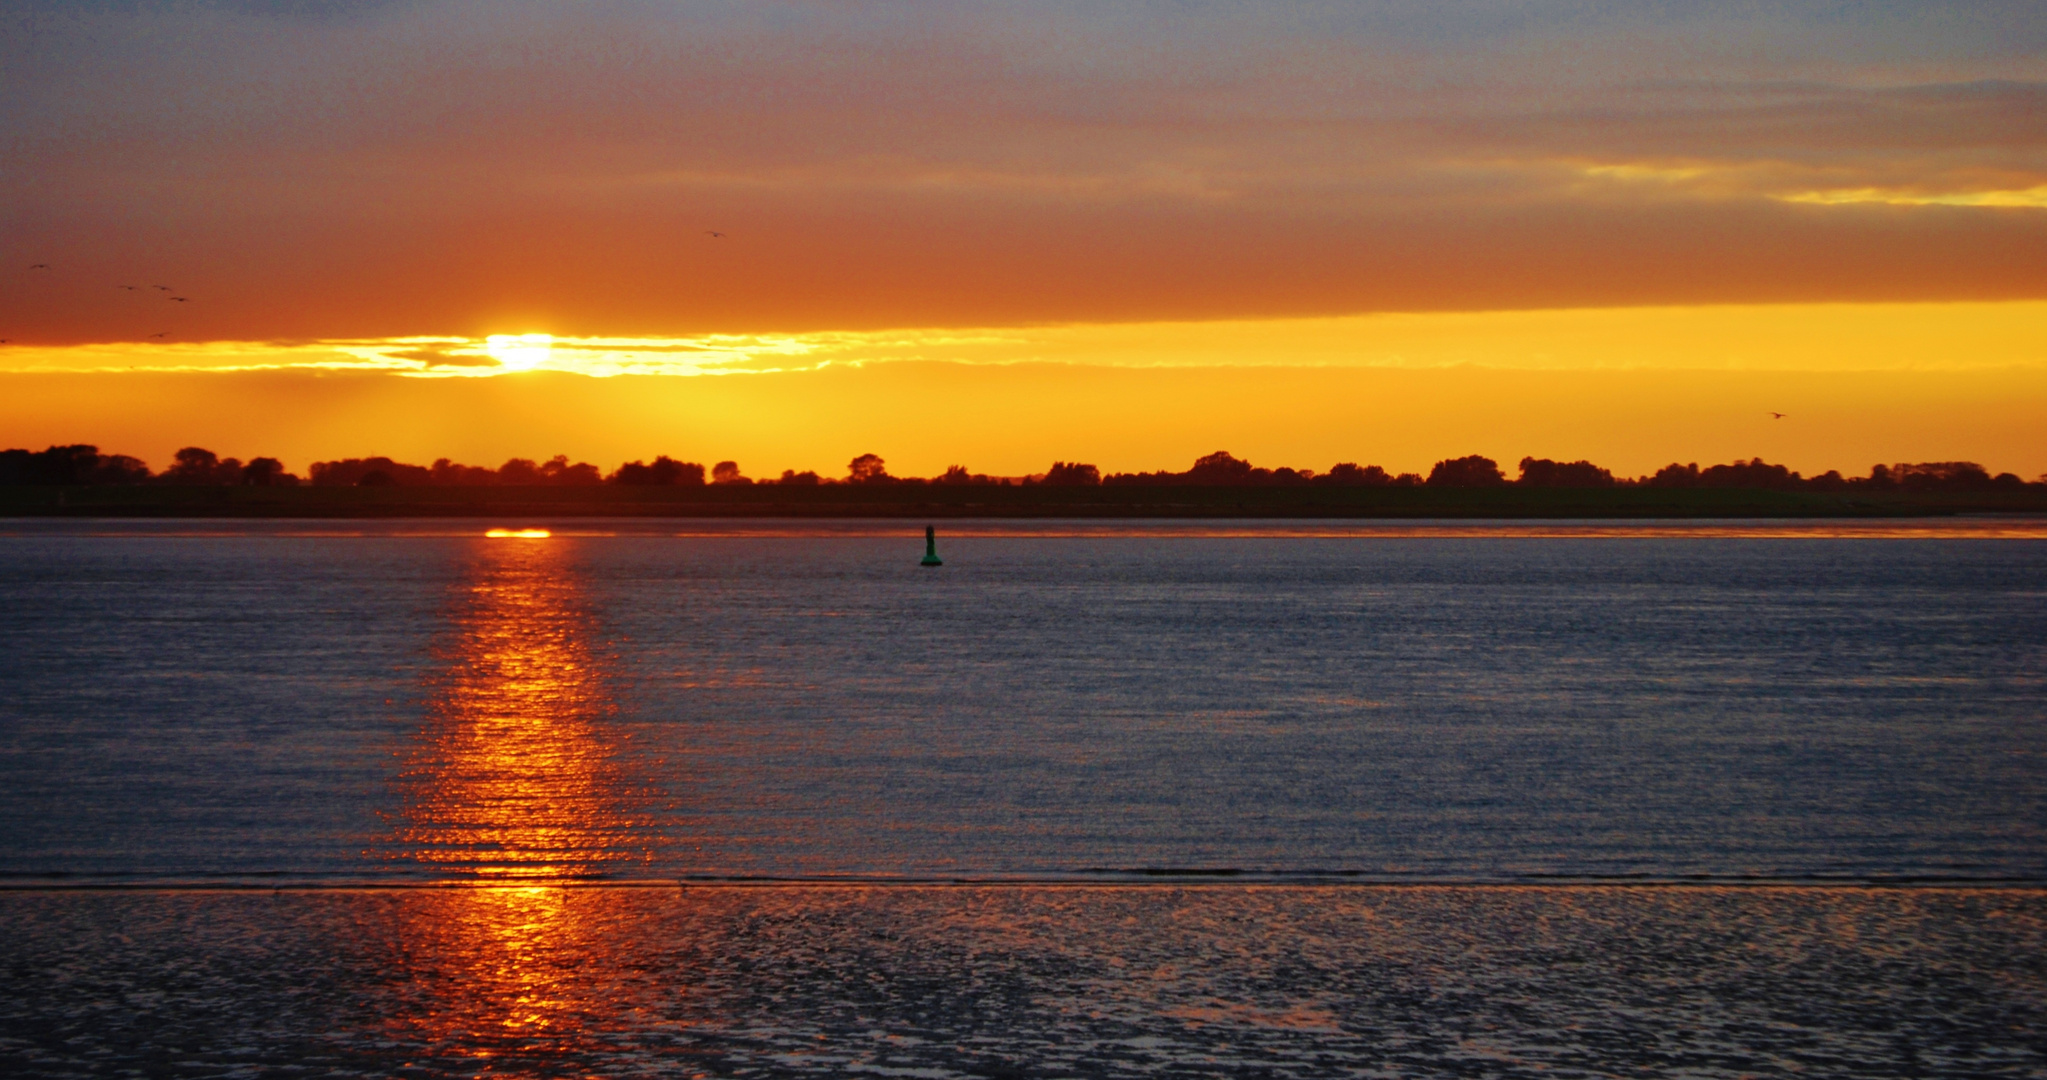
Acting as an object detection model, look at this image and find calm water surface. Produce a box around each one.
[1,519,2042,1076]
[2,518,2041,883]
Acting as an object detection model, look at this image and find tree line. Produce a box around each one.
[1,444,2038,492]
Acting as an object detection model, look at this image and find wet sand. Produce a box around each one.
[3,885,2041,1078]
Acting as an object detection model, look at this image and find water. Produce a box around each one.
[1,519,2043,1076]
[3,519,2041,884]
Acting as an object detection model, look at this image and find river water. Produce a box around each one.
[0,519,2041,1076]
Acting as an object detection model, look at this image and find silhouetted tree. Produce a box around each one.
[1186,451,1254,484]
[10,439,2038,497]
[1698,458,1802,489]
[165,447,215,483]
[1101,469,1178,486]
[43,445,103,485]
[847,453,890,483]
[661,457,706,486]
[0,450,32,485]
[1318,463,1393,486]
[539,455,602,485]
[163,447,244,485]
[1427,455,1505,486]
[0,446,154,485]
[92,453,152,484]
[1646,462,1700,487]
[310,457,433,485]
[497,458,542,484]
[241,457,296,486]
[1517,457,1614,487]
[935,465,999,485]
[1892,462,1993,490]
[610,456,706,485]
[1042,461,1101,486]
[299,454,597,486]
[429,458,497,485]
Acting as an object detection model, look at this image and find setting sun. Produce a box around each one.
[485,528,551,539]
[485,334,554,373]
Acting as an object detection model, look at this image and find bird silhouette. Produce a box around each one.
[168,296,190,302]
[149,331,170,338]
[28,263,50,270]
[152,285,172,291]
[705,230,727,238]
[1768,411,1786,420]
[117,285,139,291]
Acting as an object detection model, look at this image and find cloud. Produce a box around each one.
[3,2,2043,341]
[6,302,2043,379]
[1779,184,2047,208]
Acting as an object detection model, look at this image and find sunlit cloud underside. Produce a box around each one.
[3,303,2043,378]
[1572,162,2047,209]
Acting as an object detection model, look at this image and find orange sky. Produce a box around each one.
[2,2,2042,476]
[5,353,2043,480]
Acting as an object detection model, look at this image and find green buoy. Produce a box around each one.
[921,524,944,566]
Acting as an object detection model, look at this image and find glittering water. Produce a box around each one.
[0,519,2042,1076]
[2,519,2040,884]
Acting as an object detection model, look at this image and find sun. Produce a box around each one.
[484,333,554,372]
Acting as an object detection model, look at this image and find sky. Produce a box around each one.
[2,0,2043,477]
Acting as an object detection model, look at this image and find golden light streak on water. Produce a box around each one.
[388,538,664,880]
[377,539,683,1059]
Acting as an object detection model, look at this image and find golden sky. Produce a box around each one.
[2,2,2043,476]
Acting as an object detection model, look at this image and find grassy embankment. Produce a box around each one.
[3,484,2043,518]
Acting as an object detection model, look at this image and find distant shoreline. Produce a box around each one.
[5,485,2044,519]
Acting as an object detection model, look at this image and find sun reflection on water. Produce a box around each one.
[376,883,647,1063]
[378,539,679,1061]
[389,537,664,880]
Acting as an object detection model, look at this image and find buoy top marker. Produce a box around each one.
[921,524,944,566]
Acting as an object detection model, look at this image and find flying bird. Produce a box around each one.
[705,230,727,238]
[1768,411,1787,420]
[149,331,170,338]
[28,263,50,270]
[152,285,172,291]
[117,284,139,291]
[168,296,190,302]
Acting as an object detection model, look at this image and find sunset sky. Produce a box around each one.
[3,1,2043,477]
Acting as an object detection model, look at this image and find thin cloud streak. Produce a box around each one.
[5,303,2043,378]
